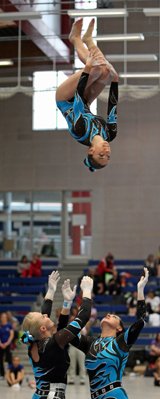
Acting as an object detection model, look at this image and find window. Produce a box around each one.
[33,0,98,130]
[33,71,68,130]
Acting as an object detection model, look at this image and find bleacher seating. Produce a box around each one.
[0,259,59,277]
[91,325,160,335]
[0,285,46,294]
[88,259,144,267]
[88,259,144,276]
[0,295,37,302]
[0,277,48,285]
[90,325,154,347]
[0,305,31,312]
[95,304,128,314]
[122,285,160,294]
[95,314,149,323]
[0,259,58,321]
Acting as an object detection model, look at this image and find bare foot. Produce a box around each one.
[69,18,83,44]
[82,18,95,47]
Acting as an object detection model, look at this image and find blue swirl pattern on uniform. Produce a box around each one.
[56,72,118,147]
[85,336,129,399]
[71,300,146,399]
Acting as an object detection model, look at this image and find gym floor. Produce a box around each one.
[0,375,159,399]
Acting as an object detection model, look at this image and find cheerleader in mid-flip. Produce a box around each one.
[56,18,118,172]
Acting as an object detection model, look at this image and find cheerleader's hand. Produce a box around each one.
[48,270,60,295]
[62,279,77,310]
[137,267,149,291]
[80,276,93,299]
[62,279,77,302]
[46,270,60,300]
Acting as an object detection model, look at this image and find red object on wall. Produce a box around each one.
[71,192,91,255]
[61,0,71,51]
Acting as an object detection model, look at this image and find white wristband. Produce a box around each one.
[62,300,72,310]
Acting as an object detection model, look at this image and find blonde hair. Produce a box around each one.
[22,312,42,340]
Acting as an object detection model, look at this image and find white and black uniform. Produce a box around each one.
[21,297,91,399]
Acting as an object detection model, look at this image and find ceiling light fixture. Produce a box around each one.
[67,8,128,18]
[119,72,160,78]
[143,8,160,17]
[94,33,144,41]
[105,54,157,62]
[0,11,42,21]
[0,59,13,66]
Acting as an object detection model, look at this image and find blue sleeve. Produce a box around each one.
[20,364,24,370]
[9,323,13,330]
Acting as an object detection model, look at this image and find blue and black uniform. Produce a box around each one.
[22,297,91,399]
[72,300,146,399]
[56,72,118,146]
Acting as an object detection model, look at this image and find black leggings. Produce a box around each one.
[154,379,160,386]
[0,345,12,376]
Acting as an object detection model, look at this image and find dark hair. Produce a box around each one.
[148,289,155,296]
[84,154,106,172]
[116,318,125,337]
[21,255,27,262]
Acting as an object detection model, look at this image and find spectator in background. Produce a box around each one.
[6,311,19,350]
[70,306,78,318]
[6,355,24,388]
[153,357,160,386]
[17,255,30,277]
[149,333,160,364]
[145,290,160,314]
[22,253,42,277]
[88,268,104,295]
[143,254,157,277]
[156,246,160,278]
[0,312,14,379]
[127,291,138,316]
[145,290,160,326]
[78,269,104,296]
[89,301,99,326]
[75,289,83,308]
[105,269,121,296]
[41,240,58,258]
[97,253,114,277]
